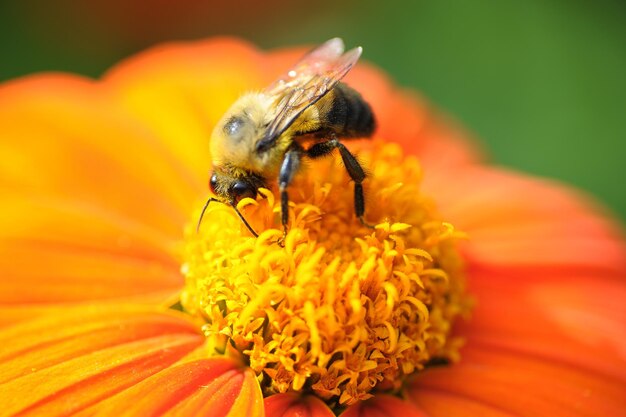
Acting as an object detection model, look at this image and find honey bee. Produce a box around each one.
[198,38,376,238]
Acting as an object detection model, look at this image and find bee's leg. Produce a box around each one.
[278,145,304,243]
[307,137,373,228]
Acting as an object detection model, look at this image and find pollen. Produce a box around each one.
[181,141,471,406]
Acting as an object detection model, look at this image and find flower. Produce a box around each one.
[0,38,625,417]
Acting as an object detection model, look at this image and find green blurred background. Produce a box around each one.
[1,0,625,221]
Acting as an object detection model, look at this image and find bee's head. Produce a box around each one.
[198,169,263,236]
[209,169,261,204]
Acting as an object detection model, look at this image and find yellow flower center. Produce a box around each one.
[181,140,471,406]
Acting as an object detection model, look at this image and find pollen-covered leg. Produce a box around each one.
[307,137,372,226]
[278,145,303,241]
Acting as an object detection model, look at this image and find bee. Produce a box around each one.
[198,38,376,238]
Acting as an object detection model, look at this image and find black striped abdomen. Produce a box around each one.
[321,82,376,139]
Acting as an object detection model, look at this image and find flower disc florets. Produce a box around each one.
[182,141,470,405]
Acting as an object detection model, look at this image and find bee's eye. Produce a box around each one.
[223,116,245,139]
[209,173,218,194]
[231,180,256,201]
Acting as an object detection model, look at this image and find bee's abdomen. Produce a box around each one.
[324,83,375,138]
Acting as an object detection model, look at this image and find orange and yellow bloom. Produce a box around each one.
[0,38,625,416]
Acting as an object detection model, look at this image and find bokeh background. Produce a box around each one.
[2,0,625,221]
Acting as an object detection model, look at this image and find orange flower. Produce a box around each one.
[0,38,625,416]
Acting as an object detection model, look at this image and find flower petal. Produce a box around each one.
[0,74,200,239]
[264,393,334,417]
[84,358,263,417]
[405,389,524,417]
[407,346,626,417]
[104,38,265,183]
[387,93,483,173]
[426,166,626,274]
[413,164,626,416]
[459,270,626,381]
[0,194,183,325]
[0,75,198,320]
[342,395,428,417]
[0,305,204,416]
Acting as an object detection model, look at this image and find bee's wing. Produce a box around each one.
[256,38,362,152]
[263,37,346,95]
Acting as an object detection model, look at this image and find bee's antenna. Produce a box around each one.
[197,197,259,238]
[196,197,218,233]
[231,203,259,238]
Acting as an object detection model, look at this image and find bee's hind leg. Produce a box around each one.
[277,144,304,245]
[307,136,374,228]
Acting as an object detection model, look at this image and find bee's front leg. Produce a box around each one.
[278,144,304,244]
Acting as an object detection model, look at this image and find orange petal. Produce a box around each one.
[385,92,483,173]
[0,196,182,302]
[425,165,626,274]
[0,74,200,239]
[82,358,263,417]
[342,395,428,417]
[0,305,205,416]
[407,346,626,417]
[405,389,524,417]
[0,194,183,325]
[416,164,626,416]
[459,270,626,382]
[104,37,266,183]
[0,75,200,321]
[264,393,334,417]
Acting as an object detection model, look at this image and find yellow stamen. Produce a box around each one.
[181,140,471,406]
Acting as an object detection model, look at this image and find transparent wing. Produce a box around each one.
[264,37,346,95]
[256,38,362,151]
